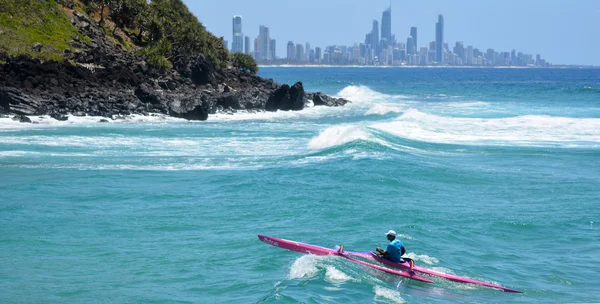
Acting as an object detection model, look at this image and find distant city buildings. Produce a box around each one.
[231,15,243,53]
[436,15,444,63]
[229,9,550,67]
[244,36,250,54]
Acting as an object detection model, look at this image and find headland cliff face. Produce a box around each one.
[0,1,348,122]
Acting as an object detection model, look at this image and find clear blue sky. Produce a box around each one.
[185,0,600,65]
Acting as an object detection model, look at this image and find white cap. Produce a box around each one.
[385,230,397,237]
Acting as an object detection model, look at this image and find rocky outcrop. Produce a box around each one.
[307,92,350,107]
[0,9,350,121]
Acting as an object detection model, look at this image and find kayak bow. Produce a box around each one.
[345,251,522,293]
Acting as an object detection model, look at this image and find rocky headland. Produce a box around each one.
[0,1,349,123]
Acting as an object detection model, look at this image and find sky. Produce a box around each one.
[186,0,600,65]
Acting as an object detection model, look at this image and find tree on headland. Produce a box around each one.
[231,53,258,74]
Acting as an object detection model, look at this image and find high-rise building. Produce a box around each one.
[435,14,444,63]
[287,41,295,61]
[269,39,276,60]
[315,47,322,63]
[372,20,379,58]
[406,36,415,56]
[381,7,392,44]
[467,46,473,65]
[223,40,228,50]
[410,27,418,53]
[453,41,465,64]
[305,42,311,61]
[420,47,428,65]
[244,36,250,54]
[231,15,243,53]
[295,44,304,62]
[256,25,270,61]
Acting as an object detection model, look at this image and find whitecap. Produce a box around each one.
[372,109,600,147]
[404,252,439,265]
[288,255,323,279]
[324,266,353,283]
[373,286,405,303]
[308,125,370,150]
[365,104,403,116]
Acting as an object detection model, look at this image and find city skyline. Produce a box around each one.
[187,0,600,66]
[226,10,550,67]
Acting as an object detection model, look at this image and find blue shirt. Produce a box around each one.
[386,239,403,263]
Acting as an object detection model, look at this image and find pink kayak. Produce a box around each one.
[346,251,521,293]
[258,234,433,283]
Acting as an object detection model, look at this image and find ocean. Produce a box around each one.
[1,67,599,303]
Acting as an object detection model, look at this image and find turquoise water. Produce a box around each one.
[1,67,599,303]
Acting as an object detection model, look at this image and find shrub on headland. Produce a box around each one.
[231,53,258,74]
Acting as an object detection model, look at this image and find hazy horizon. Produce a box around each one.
[186,0,600,66]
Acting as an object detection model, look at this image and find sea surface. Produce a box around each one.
[1,67,599,303]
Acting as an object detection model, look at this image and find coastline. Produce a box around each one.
[259,64,598,69]
[0,5,350,123]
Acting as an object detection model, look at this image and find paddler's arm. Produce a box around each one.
[375,247,389,257]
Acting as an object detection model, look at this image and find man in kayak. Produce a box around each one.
[376,230,414,270]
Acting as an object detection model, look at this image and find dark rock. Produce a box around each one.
[265,82,305,111]
[99,119,109,123]
[288,82,305,111]
[32,43,43,52]
[50,113,68,121]
[265,84,290,111]
[169,98,209,121]
[310,92,351,107]
[0,87,44,115]
[12,115,31,123]
[135,83,161,105]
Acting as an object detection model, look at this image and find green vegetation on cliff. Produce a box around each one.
[0,0,85,61]
[0,0,257,73]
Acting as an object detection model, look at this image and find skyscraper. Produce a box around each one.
[244,36,250,54]
[381,7,392,44]
[287,41,295,61]
[305,42,311,61]
[315,47,322,63]
[410,27,418,54]
[231,15,243,53]
[295,44,304,62]
[256,25,270,61]
[435,15,444,63]
[406,36,414,56]
[372,20,379,58]
[269,39,276,60]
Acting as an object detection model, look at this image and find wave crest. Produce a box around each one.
[308,125,370,150]
[373,109,600,147]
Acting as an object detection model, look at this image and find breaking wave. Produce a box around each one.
[308,125,371,150]
[372,109,600,147]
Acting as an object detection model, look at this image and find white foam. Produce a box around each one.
[0,114,185,130]
[373,286,405,303]
[365,104,403,116]
[405,253,439,265]
[335,85,409,104]
[308,125,370,150]
[288,255,323,279]
[445,101,489,108]
[324,266,353,283]
[372,109,600,147]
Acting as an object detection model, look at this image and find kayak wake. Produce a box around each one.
[258,234,522,293]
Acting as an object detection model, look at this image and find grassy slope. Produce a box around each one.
[0,0,84,61]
